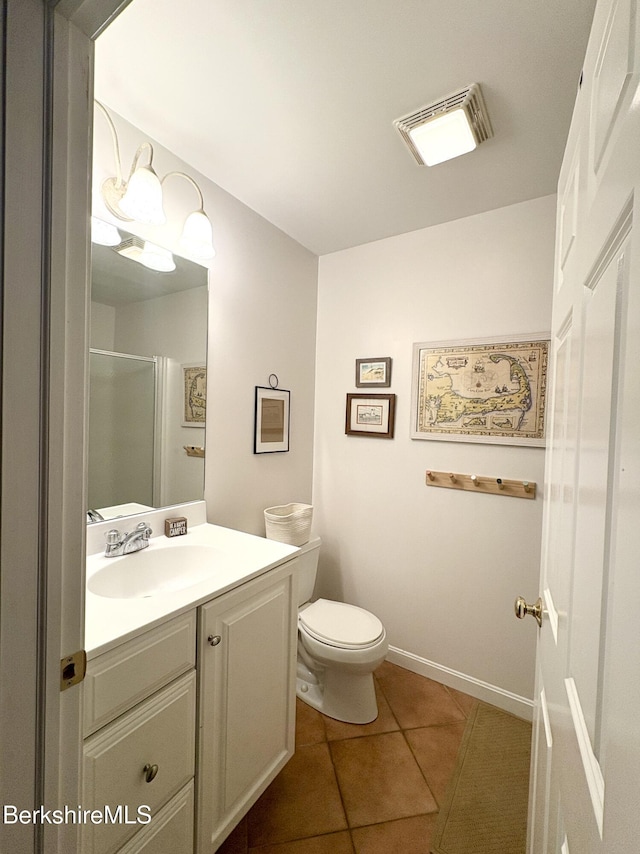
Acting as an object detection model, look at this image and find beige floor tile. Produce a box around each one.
[323,681,400,741]
[404,722,467,805]
[376,664,466,729]
[351,814,438,853]
[295,697,327,747]
[330,731,437,828]
[247,743,347,847]
[248,830,354,853]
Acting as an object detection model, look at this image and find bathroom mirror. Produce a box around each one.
[88,221,208,521]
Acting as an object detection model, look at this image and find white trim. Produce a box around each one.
[540,687,553,749]
[565,677,604,837]
[386,646,534,720]
[544,585,559,643]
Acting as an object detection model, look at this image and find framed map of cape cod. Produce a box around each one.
[411,334,549,446]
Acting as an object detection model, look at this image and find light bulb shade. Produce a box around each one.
[119,166,166,225]
[139,241,176,272]
[408,109,477,166]
[180,210,216,260]
[91,217,121,246]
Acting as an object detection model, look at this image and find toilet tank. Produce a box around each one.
[296,536,321,606]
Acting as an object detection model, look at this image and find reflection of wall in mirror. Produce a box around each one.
[90,284,208,509]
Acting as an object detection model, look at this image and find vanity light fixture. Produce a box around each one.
[91,216,121,247]
[164,171,216,260]
[95,101,216,260]
[393,83,493,166]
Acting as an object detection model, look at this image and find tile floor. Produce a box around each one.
[215,660,479,854]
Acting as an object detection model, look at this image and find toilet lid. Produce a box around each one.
[299,599,384,648]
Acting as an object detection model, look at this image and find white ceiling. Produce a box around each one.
[95,0,596,256]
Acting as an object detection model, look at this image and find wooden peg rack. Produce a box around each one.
[425,470,536,499]
[184,445,205,458]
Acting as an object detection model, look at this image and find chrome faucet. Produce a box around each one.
[104,521,153,557]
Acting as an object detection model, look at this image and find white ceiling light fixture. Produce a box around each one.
[95,101,215,260]
[394,83,493,167]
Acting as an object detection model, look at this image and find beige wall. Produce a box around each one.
[313,195,556,710]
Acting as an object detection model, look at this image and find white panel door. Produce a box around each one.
[526,1,640,851]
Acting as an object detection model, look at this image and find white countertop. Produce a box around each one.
[85,512,299,658]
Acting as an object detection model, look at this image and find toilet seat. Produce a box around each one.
[299,599,384,649]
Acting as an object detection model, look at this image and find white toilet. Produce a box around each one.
[296,536,388,724]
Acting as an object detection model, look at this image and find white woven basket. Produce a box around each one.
[264,503,313,546]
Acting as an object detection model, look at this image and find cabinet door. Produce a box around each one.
[196,561,297,853]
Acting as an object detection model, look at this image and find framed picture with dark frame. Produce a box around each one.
[254,386,290,453]
[345,393,396,439]
[355,357,392,388]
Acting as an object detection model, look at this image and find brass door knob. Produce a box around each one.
[515,596,543,627]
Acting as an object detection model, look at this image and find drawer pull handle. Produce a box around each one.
[143,763,159,783]
[208,635,222,647]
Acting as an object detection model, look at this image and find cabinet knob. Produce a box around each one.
[208,634,222,647]
[143,763,158,783]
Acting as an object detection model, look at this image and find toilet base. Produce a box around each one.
[296,667,378,724]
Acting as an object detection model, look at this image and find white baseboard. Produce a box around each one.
[386,645,534,722]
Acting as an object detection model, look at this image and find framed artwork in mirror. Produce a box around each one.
[254,386,290,453]
[182,364,207,427]
[355,357,391,388]
[345,393,396,438]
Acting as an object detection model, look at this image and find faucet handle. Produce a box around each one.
[106,529,121,545]
[136,521,153,538]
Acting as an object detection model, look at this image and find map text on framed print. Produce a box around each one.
[411,334,549,446]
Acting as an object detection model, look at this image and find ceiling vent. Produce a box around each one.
[394,83,493,166]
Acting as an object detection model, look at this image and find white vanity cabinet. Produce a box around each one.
[196,559,298,853]
[83,553,298,854]
[82,612,197,854]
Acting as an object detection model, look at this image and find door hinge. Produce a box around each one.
[60,649,87,691]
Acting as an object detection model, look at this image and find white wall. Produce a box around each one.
[313,195,555,709]
[92,106,318,534]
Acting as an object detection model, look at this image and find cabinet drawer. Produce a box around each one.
[82,671,196,854]
[117,782,194,854]
[84,611,196,735]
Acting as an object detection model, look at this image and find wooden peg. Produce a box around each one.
[449,473,457,483]
[426,470,435,481]
[497,478,504,490]
[471,475,479,487]
[523,481,531,493]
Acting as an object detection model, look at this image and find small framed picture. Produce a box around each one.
[182,364,207,427]
[355,357,392,388]
[345,393,396,439]
[254,386,290,453]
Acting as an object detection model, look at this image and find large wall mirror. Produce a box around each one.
[88,221,208,521]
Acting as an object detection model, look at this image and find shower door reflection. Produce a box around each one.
[88,349,157,513]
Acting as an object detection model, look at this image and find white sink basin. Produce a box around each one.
[88,544,226,599]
